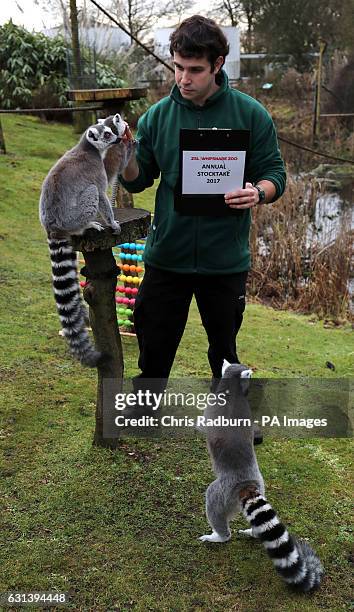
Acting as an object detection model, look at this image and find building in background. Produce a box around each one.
[43,25,130,55]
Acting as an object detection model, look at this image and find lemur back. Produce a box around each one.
[39,123,121,367]
[199,362,323,593]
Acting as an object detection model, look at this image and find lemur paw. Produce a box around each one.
[238,528,257,538]
[111,222,121,234]
[199,532,231,543]
[88,221,105,232]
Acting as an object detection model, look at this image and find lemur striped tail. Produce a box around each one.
[48,238,107,367]
[242,493,323,592]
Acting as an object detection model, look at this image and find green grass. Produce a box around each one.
[0,115,353,611]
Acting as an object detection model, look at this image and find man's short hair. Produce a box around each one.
[169,15,230,73]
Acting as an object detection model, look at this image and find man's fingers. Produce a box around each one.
[228,203,254,209]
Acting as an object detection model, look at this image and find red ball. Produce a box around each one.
[116,285,125,293]
[129,298,135,306]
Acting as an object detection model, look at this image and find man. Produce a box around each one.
[120,15,286,406]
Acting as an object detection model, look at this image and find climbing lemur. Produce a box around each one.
[39,122,123,367]
[199,361,323,593]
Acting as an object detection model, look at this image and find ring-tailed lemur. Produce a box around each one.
[39,123,122,367]
[199,361,323,593]
[98,113,136,205]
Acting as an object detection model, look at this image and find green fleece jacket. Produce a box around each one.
[120,71,286,274]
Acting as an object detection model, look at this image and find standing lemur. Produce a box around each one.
[199,361,323,593]
[39,116,132,367]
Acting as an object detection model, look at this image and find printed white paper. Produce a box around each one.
[182,150,246,195]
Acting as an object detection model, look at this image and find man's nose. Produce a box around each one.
[180,71,191,84]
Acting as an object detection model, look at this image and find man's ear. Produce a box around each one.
[214,55,224,74]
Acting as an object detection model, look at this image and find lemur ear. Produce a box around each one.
[222,359,232,377]
[240,369,252,395]
[240,369,253,379]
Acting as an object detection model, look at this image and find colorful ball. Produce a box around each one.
[129,298,135,306]
[116,285,125,293]
[129,243,136,250]
[131,254,138,261]
[119,275,127,282]
[132,277,140,284]
[123,298,129,304]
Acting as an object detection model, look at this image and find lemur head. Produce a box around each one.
[86,124,118,151]
[98,113,127,139]
[221,360,253,395]
[222,360,253,379]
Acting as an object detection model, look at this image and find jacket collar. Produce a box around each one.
[170,69,230,110]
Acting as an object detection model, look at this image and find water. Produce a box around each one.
[308,182,354,246]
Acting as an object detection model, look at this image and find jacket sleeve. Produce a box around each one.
[246,108,286,202]
[119,110,161,193]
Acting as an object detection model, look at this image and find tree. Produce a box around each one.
[210,0,243,27]
[210,0,264,52]
[107,0,194,44]
[253,0,349,70]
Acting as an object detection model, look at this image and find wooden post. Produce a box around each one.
[71,208,151,449]
[0,118,6,154]
[82,248,123,449]
[313,40,327,143]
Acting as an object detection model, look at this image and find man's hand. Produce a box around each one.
[224,182,259,209]
[122,123,134,142]
[120,123,140,182]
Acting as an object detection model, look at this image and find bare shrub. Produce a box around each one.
[249,175,352,320]
[277,68,313,100]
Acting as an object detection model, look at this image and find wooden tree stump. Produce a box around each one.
[71,208,151,449]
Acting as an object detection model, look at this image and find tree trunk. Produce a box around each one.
[70,0,88,132]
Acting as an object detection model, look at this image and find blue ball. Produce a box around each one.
[125,254,132,260]
[137,255,142,261]
[131,254,138,261]
[129,243,136,250]
[120,253,126,260]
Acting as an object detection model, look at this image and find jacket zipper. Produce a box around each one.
[193,110,203,271]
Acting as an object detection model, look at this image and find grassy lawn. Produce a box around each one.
[0,115,353,611]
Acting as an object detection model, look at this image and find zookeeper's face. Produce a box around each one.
[173,52,224,106]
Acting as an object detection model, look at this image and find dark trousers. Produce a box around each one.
[133,265,248,382]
